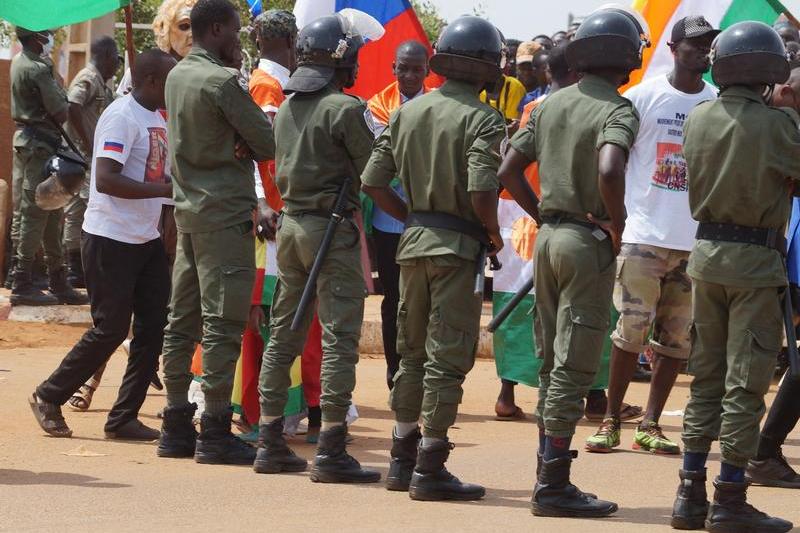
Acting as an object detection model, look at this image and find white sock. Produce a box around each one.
[260,415,281,425]
[394,421,418,437]
[321,421,341,431]
[421,436,444,447]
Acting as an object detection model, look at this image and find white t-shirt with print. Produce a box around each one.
[622,74,717,251]
[83,93,169,244]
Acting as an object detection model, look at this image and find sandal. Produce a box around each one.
[495,405,527,421]
[29,392,72,438]
[585,401,643,422]
[67,382,97,412]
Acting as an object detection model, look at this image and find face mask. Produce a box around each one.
[41,33,55,57]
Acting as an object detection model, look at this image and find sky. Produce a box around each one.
[428,0,800,40]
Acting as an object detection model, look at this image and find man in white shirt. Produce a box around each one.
[28,50,177,440]
[586,16,719,455]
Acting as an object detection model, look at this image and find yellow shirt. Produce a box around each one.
[480,75,526,121]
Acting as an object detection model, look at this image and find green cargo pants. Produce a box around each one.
[162,221,255,410]
[682,278,783,468]
[259,213,366,424]
[10,131,24,250]
[15,142,63,271]
[62,177,89,252]
[390,254,482,439]
[533,222,616,438]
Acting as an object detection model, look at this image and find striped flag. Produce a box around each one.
[0,0,128,31]
[629,0,788,87]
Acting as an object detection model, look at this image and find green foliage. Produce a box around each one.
[410,0,446,43]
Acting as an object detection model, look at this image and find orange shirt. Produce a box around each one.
[367,81,432,127]
[509,96,545,198]
[249,64,286,211]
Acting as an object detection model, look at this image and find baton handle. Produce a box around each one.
[487,277,534,333]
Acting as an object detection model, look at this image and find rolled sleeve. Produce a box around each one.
[218,77,275,161]
[67,75,92,106]
[596,103,639,156]
[509,106,538,162]
[467,116,504,192]
[361,127,396,188]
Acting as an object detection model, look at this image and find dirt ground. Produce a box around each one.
[1,321,799,532]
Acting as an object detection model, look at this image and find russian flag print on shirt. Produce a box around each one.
[103,141,124,154]
[293,0,438,99]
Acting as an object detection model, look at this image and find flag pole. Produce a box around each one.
[124,2,136,76]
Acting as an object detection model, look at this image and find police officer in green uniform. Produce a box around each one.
[253,12,380,484]
[361,16,540,501]
[157,0,275,465]
[10,26,87,307]
[670,22,798,533]
[499,7,645,517]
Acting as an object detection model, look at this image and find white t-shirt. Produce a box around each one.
[83,94,170,244]
[622,74,717,251]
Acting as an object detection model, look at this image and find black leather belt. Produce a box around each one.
[17,124,61,151]
[696,222,786,254]
[541,214,597,230]
[289,209,354,220]
[405,211,489,245]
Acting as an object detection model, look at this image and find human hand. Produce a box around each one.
[587,213,623,256]
[256,204,279,241]
[247,305,265,333]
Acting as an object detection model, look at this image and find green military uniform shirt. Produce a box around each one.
[510,74,639,220]
[10,49,67,148]
[361,79,506,262]
[274,85,374,215]
[65,63,113,156]
[165,46,275,233]
[684,86,800,288]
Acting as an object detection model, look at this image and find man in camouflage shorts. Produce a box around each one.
[585,15,720,455]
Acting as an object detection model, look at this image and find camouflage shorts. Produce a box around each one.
[611,243,692,360]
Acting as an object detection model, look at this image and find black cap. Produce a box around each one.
[670,15,720,43]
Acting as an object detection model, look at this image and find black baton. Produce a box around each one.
[290,177,353,331]
[487,276,533,332]
[783,288,800,377]
[474,246,502,297]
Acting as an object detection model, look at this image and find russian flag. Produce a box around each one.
[292,0,439,99]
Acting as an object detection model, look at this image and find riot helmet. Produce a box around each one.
[284,9,384,94]
[429,16,504,85]
[35,152,86,211]
[711,21,789,88]
[566,6,650,72]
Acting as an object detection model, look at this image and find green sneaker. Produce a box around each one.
[585,417,621,453]
[633,421,680,455]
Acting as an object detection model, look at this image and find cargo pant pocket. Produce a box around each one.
[563,305,609,374]
[219,266,255,322]
[734,327,782,395]
[430,308,478,374]
[329,281,367,334]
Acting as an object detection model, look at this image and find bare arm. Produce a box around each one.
[470,190,503,254]
[589,143,627,255]
[361,184,408,222]
[95,158,171,199]
[498,147,541,224]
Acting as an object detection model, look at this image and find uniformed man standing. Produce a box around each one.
[498,7,645,517]
[63,36,119,289]
[10,26,87,307]
[670,22,799,533]
[156,0,275,465]
[253,12,381,483]
[362,17,540,501]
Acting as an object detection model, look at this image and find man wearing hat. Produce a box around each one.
[585,15,718,457]
[10,26,86,307]
[515,40,549,112]
[670,21,800,532]
[499,5,646,518]
[254,10,382,484]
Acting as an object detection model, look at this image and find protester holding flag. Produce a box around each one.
[670,22,799,532]
[584,16,719,457]
[499,6,646,518]
[366,40,431,391]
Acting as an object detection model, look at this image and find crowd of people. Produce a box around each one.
[9,0,800,530]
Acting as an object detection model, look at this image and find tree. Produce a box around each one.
[410,0,446,43]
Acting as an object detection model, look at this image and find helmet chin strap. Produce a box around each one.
[762,84,775,103]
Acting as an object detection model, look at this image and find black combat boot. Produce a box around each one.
[408,439,485,501]
[194,410,256,465]
[671,469,709,530]
[11,265,58,306]
[253,417,307,474]
[705,477,792,533]
[157,402,198,458]
[531,454,617,517]
[48,268,88,305]
[310,424,380,483]
[386,426,421,491]
[66,249,85,289]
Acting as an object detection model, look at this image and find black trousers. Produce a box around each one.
[37,232,170,432]
[758,373,800,457]
[373,228,401,389]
